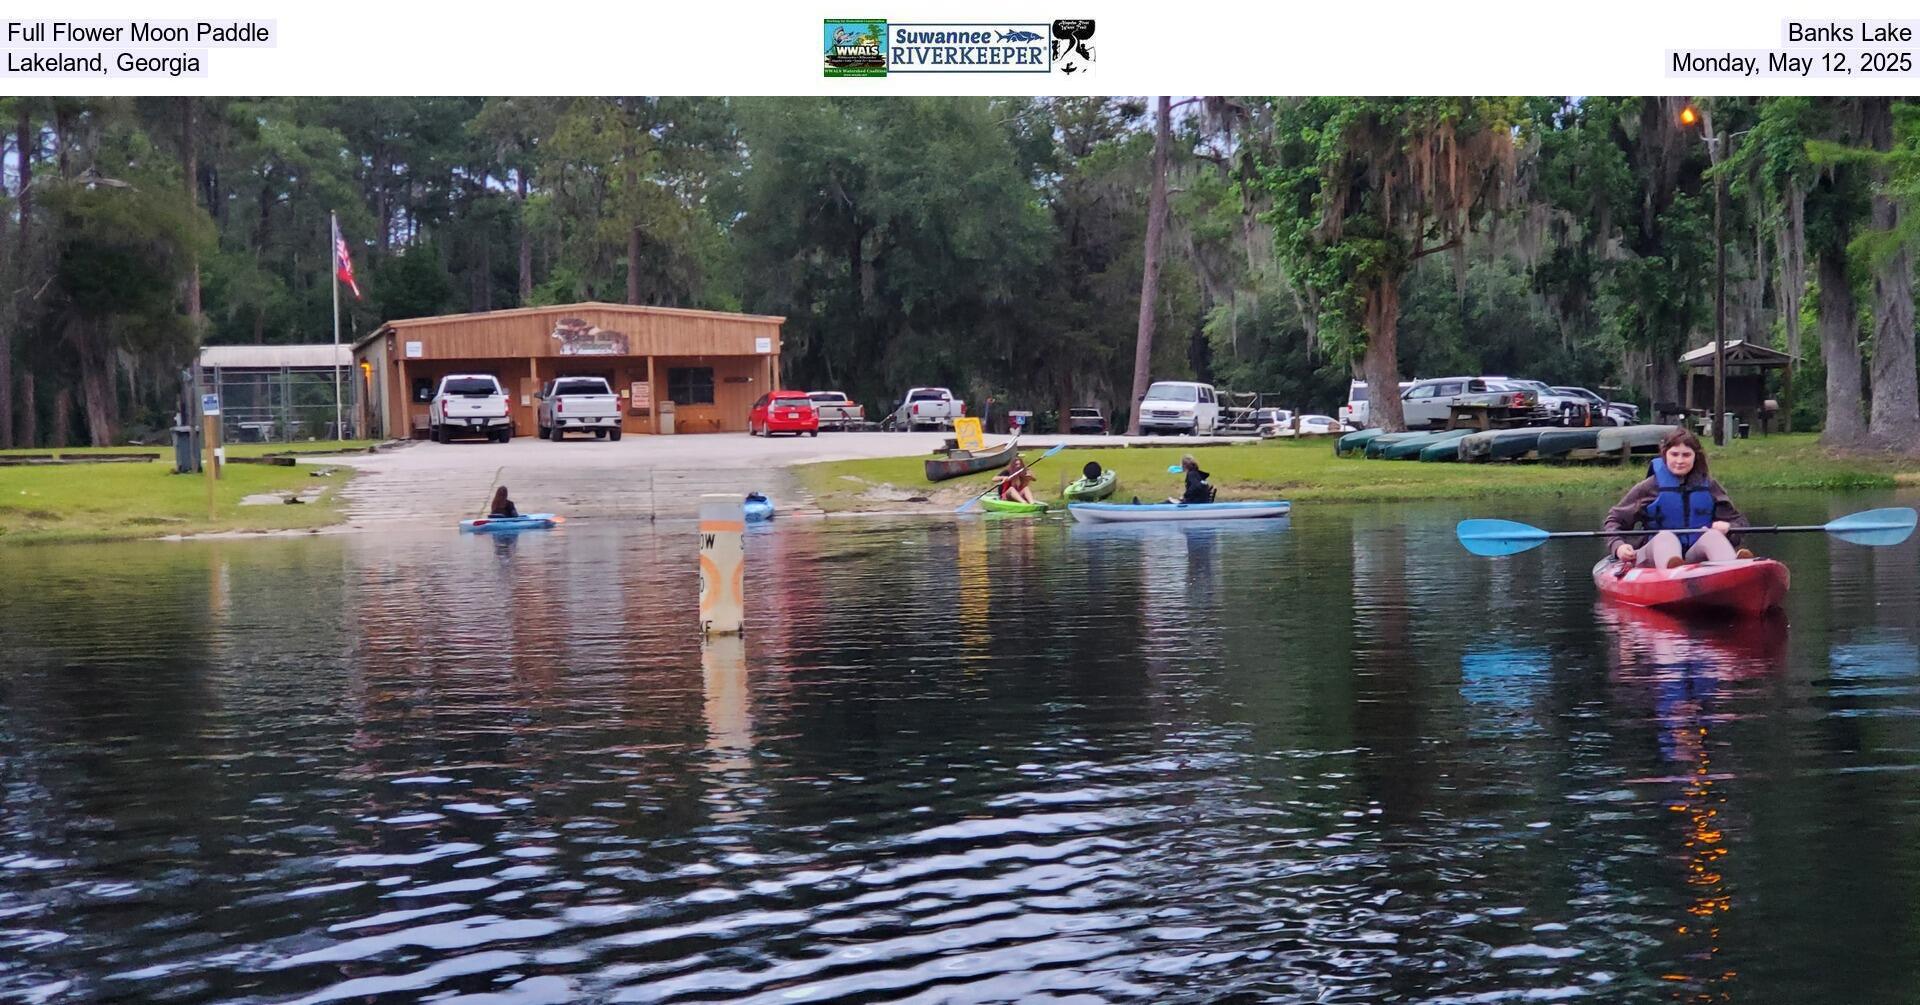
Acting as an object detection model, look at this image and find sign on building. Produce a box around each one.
[552,318,631,356]
[404,340,423,358]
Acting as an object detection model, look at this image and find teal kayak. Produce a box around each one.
[1336,428,1384,456]
[1380,428,1474,460]
[1064,470,1118,501]
[1460,427,1541,461]
[1534,427,1600,458]
[1419,436,1467,461]
[460,513,558,533]
[1363,432,1426,458]
[981,497,1049,515]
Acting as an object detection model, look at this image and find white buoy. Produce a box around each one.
[698,493,745,635]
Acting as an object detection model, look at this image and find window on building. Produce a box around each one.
[667,367,715,405]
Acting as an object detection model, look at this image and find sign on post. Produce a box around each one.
[200,393,221,416]
[953,416,985,452]
[698,494,746,636]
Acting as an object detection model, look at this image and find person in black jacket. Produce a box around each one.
[1169,454,1214,504]
[489,485,520,518]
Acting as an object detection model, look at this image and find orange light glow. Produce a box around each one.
[1680,105,1700,127]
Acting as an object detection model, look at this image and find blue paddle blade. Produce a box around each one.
[1456,518,1553,557]
[1826,507,1918,547]
[1167,464,1183,474]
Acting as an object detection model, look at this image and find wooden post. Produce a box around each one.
[395,357,409,438]
[698,494,745,635]
[1783,359,1795,434]
[646,355,658,433]
[202,410,218,519]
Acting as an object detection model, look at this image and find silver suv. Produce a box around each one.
[1399,377,1541,429]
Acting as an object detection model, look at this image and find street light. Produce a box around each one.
[1679,102,1747,446]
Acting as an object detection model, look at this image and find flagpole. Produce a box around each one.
[331,211,342,441]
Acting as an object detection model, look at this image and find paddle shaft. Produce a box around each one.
[1534,524,1852,540]
[961,436,1068,511]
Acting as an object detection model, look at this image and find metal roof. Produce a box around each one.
[198,344,354,369]
[1679,339,1799,368]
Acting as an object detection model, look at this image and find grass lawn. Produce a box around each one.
[0,444,372,544]
[793,433,1920,513]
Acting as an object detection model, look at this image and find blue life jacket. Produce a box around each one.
[1641,456,1716,548]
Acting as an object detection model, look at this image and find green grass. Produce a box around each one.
[0,452,358,545]
[793,433,1920,513]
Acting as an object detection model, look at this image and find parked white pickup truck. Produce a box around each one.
[536,376,623,441]
[807,390,865,431]
[892,387,965,431]
[430,374,512,443]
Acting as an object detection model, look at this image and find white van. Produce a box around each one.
[1138,381,1220,435]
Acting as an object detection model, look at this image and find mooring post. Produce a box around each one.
[698,493,745,635]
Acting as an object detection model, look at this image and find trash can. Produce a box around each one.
[658,400,676,435]
[172,425,199,474]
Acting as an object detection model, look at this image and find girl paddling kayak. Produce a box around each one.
[1603,429,1751,569]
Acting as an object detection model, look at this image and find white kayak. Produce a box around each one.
[1595,423,1679,452]
[1068,500,1291,524]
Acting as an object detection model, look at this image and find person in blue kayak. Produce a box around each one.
[1170,454,1215,505]
[489,485,520,518]
[1604,429,1750,568]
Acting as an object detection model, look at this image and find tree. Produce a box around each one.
[1262,98,1520,431]
[1126,97,1173,434]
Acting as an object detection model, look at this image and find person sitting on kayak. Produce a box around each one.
[995,455,1038,505]
[489,485,520,519]
[1604,429,1751,569]
[1170,454,1215,505]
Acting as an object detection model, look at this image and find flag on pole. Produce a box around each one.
[333,221,362,300]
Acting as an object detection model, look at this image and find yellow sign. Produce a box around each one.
[953,416,984,452]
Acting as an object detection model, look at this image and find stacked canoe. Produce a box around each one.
[1337,424,1679,463]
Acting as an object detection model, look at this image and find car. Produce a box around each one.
[1507,380,1592,425]
[750,391,820,437]
[1137,381,1221,435]
[892,387,965,431]
[1341,380,1413,428]
[1267,414,1347,437]
[1551,386,1638,426]
[535,376,622,441]
[807,391,866,431]
[429,374,512,443]
[1399,376,1544,429]
[1067,407,1108,434]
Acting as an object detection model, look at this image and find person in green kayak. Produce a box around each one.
[489,485,520,518]
[1169,454,1215,505]
[994,455,1038,505]
[1603,429,1751,569]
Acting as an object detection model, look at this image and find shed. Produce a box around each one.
[352,302,786,439]
[1679,339,1797,434]
[197,343,357,443]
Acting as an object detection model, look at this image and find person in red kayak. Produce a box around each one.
[994,455,1038,505]
[1604,429,1751,569]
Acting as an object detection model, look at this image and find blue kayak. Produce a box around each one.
[1068,500,1291,524]
[460,513,558,533]
[744,493,775,522]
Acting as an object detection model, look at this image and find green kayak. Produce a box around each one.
[981,497,1050,515]
[1418,436,1466,461]
[1064,469,1118,501]
[1380,428,1475,460]
[1363,432,1426,459]
[1336,428,1384,456]
[1534,427,1601,458]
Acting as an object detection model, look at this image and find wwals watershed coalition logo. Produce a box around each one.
[823,18,1093,75]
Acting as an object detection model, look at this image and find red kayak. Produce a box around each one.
[1590,556,1790,616]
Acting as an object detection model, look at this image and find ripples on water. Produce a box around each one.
[2,493,1919,1003]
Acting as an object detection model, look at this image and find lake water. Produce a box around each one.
[3,493,1918,1003]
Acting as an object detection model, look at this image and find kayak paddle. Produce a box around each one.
[956,440,1068,514]
[1456,507,1917,557]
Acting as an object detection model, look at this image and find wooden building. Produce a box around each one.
[1679,338,1796,434]
[352,303,785,439]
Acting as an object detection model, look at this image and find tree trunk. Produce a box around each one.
[2,107,29,450]
[181,97,202,324]
[1817,245,1867,446]
[49,385,71,448]
[627,224,642,304]
[14,107,30,256]
[1776,183,1807,360]
[17,370,34,447]
[1126,96,1171,436]
[516,170,533,304]
[1868,198,1919,450]
[1361,278,1408,432]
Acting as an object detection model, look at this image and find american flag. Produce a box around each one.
[334,227,362,300]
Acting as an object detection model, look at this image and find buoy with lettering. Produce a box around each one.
[698,493,745,635]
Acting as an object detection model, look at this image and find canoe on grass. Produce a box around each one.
[1363,432,1427,458]
[1596,424,1680,453]
[1533,427,1601,458]
[1068,500,1291,524]
[461,513,558,533]
[1335,428,1385,456]
[1419,436,1468,462]
[981,497,1049,515]
[1459,427,1542,461]
[1380,428,1475,460]
[925,440,1017,482]
[1592,556,1789,616]
[1064,469,1118,501]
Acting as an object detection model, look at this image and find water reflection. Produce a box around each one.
[1,496,1918,1003]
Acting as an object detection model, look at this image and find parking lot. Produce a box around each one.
[320,430,1254,526]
